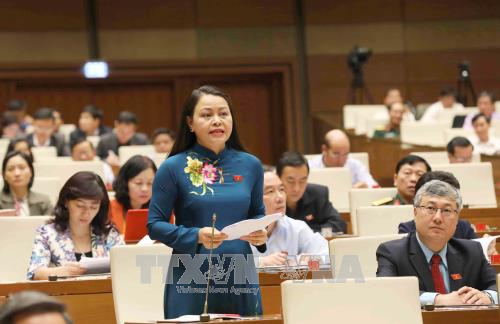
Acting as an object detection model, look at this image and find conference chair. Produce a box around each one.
[110,243,173,324]
[343,105,387,130]
[308,168,352,213]
[281,276,422,324]
[0,216,52,282]
[58,124,76,142]
[432,162,497,208]
[118,145,156,166]
[443,128,474,144]
[410,151,480,166]
[401,121,448,147]
[329,234,406,278]
[355,205,413,236]
[32,177,62,205]
[349,188,397,235]
[31,146,57,160]
[305,153,370,171]
[34,160,105,184]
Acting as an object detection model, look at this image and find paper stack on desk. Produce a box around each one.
[221,213,282,240]
[79,257,110,274]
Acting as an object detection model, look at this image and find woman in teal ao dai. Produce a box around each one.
[148,85,267,319]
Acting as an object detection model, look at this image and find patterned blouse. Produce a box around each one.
[27,222,124,280]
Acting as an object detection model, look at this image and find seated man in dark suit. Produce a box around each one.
[96,111,149,167]
[398,170,476,239]
[377,180,497,305]
[69,105,111,147]
[27,107,69,156]
[276,151,346,234]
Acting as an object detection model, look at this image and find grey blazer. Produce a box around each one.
[0,191,53,216]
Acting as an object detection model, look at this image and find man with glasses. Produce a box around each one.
[447,136,474,163]
[309,129,378,188]
[373,155,430,206]
[376,180,497,305]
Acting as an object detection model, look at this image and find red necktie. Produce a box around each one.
[431,254,446,294]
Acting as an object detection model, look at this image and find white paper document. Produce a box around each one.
[79,257,110,274]
[473,235,500,262]
[221,213,282,240]
[158,314,243,322]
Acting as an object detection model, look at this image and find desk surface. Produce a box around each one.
[125,315,282,324]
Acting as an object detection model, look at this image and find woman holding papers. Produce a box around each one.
[148,85,267,319]
[27,171,123,280]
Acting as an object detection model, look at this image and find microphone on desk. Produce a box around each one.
[200,213,217,323]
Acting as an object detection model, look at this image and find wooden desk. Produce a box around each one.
[0,277,115,324]
[126,315,282,324]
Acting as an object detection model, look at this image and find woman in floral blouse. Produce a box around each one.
[27,171,123,280]
[109,155,157,233]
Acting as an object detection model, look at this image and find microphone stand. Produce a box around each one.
[200,213,217,322]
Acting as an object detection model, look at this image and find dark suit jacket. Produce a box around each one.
[27,133,69,157]
[69,125,112,148]
[286,183,346,233]
[0,191,53,215]
[96,132,150,159]
[376,232,497,294]
[399,219,477,239]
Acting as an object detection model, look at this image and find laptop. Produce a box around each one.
[124,209,148,243]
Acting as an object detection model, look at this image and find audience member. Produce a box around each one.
[1,113,22,139]
[52,109,63,133]
[6,99,33,132]
[463,91,499,130]
[277,151,346,234]
[0,291,72,324]
[309,129,378,188]
[377,180,497,305]
[152,127,175,155]
[251,168,329,267]
[378,88,415,121]
[27,108,69,156]
[373,102,404,139]
[447,136,473,163]
[7,137,32,158]
[398,171,476,239]
[96,111,149,167]
[27,171,123,280]
[110,155,157,233]
[69,105,111,147]
[0,151,52,216]
[420,88,465,122]
[467,113,500,155]
[71,138,114,188]
[373,155,430,206]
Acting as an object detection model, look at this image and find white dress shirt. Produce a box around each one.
[420,101,465,123]
[309,156,378,188]
[467,135,500,155]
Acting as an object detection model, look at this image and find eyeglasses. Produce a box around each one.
[417,205,458,217]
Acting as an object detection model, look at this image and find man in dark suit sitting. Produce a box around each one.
[276,151,346,234]
[398,170,476,239]
[27,107,69,156]
[377,179,497,305]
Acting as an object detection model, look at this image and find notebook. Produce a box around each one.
[124,209,148,243]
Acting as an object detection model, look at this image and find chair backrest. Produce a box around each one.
[111,244,173,324]
[87,135,101,148]
[410,151,480,166]
[34,160,105,184]
[306,153,370,171]
[355,111,388,136]
[0,216,52,282]
[444,128,474,144]
[432,162,497,207]
[32,177,62,205]
[343,105,387,129]
[349,188,398,235]
[308,168,352,213]
[401,121,448,147]
[58,124,76,142]
[118,145,155,166]
[436,108,477,126]
[356,205,414,236]
[281,276,422,324]
[31,146,58,160]
[329,234,406,278]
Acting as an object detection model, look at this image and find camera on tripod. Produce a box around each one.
[347,46,373,104]
[458,61,471,79]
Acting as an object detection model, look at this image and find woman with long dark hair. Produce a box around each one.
[109,155,157,233]
[27,171,123,280]
[148,85,267,318]
[0,151,51,215]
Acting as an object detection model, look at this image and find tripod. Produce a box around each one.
[348,69,374,104]
[456,65,476,106]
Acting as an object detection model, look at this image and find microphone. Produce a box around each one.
[200,213,217,322]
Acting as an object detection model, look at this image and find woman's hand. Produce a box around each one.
[198,227,228,249]
[259,252,287,267]
[60,262,87,276]
[240,229,267,246]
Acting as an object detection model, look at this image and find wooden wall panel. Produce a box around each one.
[404,0,500,21]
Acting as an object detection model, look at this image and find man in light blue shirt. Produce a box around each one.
[376,180,497,305]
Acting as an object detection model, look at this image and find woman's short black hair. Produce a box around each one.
[113,155,157,212]
[169,85,245,156]
[152,127,176,142]
[7,136,33,155]
[51,171,111,236]
[2,151,34,194]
